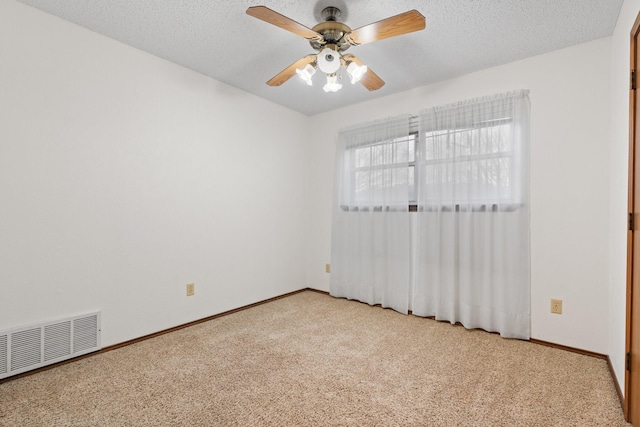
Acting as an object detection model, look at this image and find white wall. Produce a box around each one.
[609,0,640,397]
[0,1,310,347]
[306,38,612,354]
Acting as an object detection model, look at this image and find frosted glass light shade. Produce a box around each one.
[347,61,368,84]
[323,73,342,92]
[296,64,315,85]
[317,48,341,74]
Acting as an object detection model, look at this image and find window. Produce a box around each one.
[340,97,526,212]
[418,117,521,211]
[351,133,417,207]
[335,115,412,212]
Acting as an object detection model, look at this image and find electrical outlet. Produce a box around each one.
[550,298,562,314]
[325,263,331,273]
[186,283,195,297]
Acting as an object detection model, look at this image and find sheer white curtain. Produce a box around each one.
[330,116,412,313]
[412,91,531,339]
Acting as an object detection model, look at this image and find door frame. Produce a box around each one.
[626,10,640,422]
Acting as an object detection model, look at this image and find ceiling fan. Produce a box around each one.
[246,5,426,93]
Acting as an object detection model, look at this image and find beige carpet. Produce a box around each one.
[0,291,629,426]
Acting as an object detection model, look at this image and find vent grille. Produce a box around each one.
[73,315,97,353]
[11,328,41,371]
[0,335,7,375]
[44,321,71,362]
[0,312,100,380]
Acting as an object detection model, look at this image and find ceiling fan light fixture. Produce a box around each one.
[296,63,316,85]
[323,73,342,93]
[346,61,368,84]
[317,47,341,74]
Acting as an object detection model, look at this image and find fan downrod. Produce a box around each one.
[321,7,341,22]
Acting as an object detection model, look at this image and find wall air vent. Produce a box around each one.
[0,312,101,380]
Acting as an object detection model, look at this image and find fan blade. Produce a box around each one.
[342,54,385,91]
[246,6,322,41]
[346,10,425,46]
[266,55,317,86]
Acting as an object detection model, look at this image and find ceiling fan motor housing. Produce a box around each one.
[310,7,351,51]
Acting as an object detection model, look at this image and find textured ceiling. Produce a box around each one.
[14,0,623,116]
